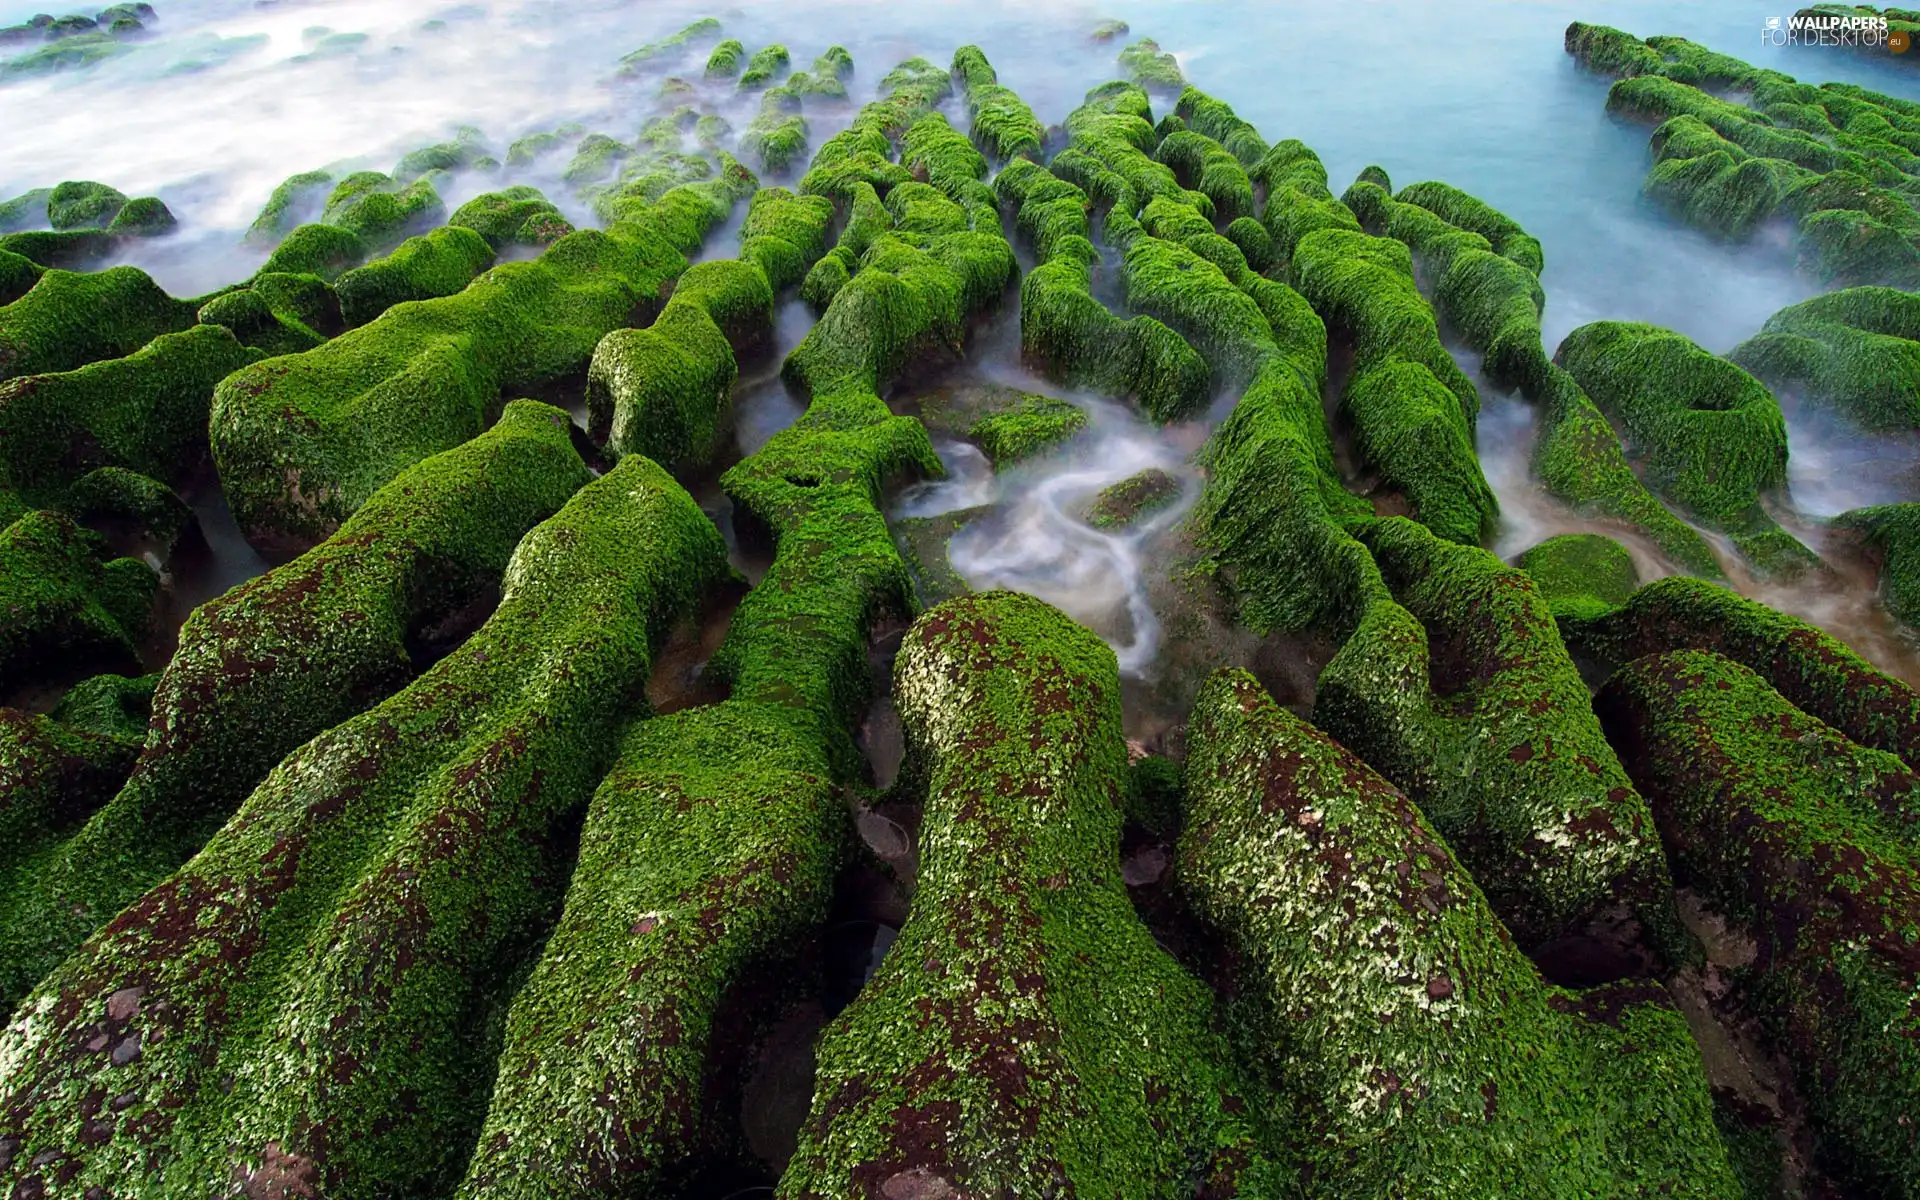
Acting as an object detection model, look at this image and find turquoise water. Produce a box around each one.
[4,0,1918,681]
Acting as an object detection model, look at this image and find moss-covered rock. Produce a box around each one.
[738,43,789,90]
[0,323,261,509]
[0,454,726,1198]
[1314,517,1682,951]
[1118,36,1184,90]
[1086,466,1179,528]
[196,269,340,356]
[1291,226,1497,544]
[0,510,153,689]
[1597,649,1920,1195]
[781,592,1275,1193]
[1175,85,1266,165]
[740,87,810,175]
[1156,127,1254,221]
[45,180,126,231]
[702,36,744,78]
[212,171,750,553]
[966,390,1086,465]
[449,186,572,251]
[246,169,334,247]
[392,127,490,183]
[256,220,367,280]
[616,16,722,74]
[332,224,494,328]
[0,188,51,234]
[0,264,198,382]
[319,171,446,253]
[1555,321,1812,573]
[891,505,988,608]
[102,196,174,238]
[951,45,1043,162]
[1183,668,1741,1197]
[1516,532,1641,622]
[1729,285,1920,430]
[1834,502,1920,628]
[0,248,40,308]
[0,400,591,1012]
[1574,574,1920,769]
[0,704,143,897]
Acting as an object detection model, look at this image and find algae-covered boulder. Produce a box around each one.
[196,269,340,356]
[449,185,572,250]
[246,168,334,247]
[1598,649,1920,1195]
[0,510,153,688]
[0,188,51,233]
[952,45,1043,163]
[1183,668,1742,1197]
[0,248,40,306]
[0,455,726,1198]
[1729,285,1920,431]
[781,592,1275,1193]
[103,196,174,237]
[1516,532,1642,621]
[45,180,126,230]
[0,324,259,505]
[1291,226,1497,544]
[1315,517,1682,952]
[1118,36,1184,90]
[212,174,749,552]
[256,220,367,279]
[1568,573,1920,769]
[0,264,198,382]
[332,223,494,328]
[320,171,446,252]
[1555,321,1810,573]
[1836,502,1920,628]
[0,400,592,1011]
[1087,466,1180,528]
[965,389,1086,465]
[737,42,789,90]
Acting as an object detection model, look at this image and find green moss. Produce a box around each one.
[1597,649,1920,1195]
[0,324,261,507]
[449,186,572,251]
[0,188,51,233]
[1567,573,1920,769]
[967,391,1086,465]
[257,221,367,280]
[45,181,125,231]
[47,671,157,743]
[1729,285,1920,430]
[783,592,1274,1192]
[1313,517,1683,951]
[503,129,576,170]
[737,43,789,91]
[1251,138,1362,260]
[1396,180,1544,274]
[1834,502,1920,627]
[0,229,114,270]
[0,264,198,382]
[103,196,174,238]
[1516,533,1641,622]
[1156,128,1255,221]
[1118,36,1184,90]
[319,173,446,253]
[740,92,810,175]
[561,133,629,186]
[392,127,490,183]
[1290,226,1496,544]
[0,705,142,901]
[1183,668,1741,1198]
[0,454,725,1197]
[59,466,193,549]
[1175,85,1266,165]
[333,224,494,328]
[198,271,339,356]
[951,45,1044,162]
[0,29,127,79]
[1086,467,1180,528]
[1564,20,1670,77]
[1555,321,1812,573]
[702,36,743,78]
[0,509,153,689]
[615,16,721,73]
[212,174,749,551]
[1797,205,1920,287]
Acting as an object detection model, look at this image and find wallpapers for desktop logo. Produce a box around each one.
[1763,10,1908,51]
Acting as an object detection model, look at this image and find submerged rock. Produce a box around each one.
[1085,466,1179,528]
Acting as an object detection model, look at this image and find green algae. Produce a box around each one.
[0,704,142,897]
[1835,502,1920,628]
[0,324,260,510]
[0,400,592,1014]
[197,270,339,356]
[104,197,174,238]
[618,16,722,74]
[703,37,744,79]
[1568,573,1920,770]
[46,181,126,231]
[951,45,1043,162]
[1175,85,1267,165]
[1313,517,1683,951]
[333,224,494,328]
[738,43,790,91]
[1156,127,1255,221]
[1555,321,1814,574]
[0,265,198,382]
[256,221,367,280]
[588,186,831,470]
[1086,467,1180,528]
[892,505,988,609]
[212,170,751,552]
[393,127,491,183]
[319,172,446,253]
[246,169,335,247]
[1118,36,1184,90]
[0,454,726,1197]
[966,391,1086,465]
[1516,532,1641,622]
[1598,649,1920,1194]
[1183,668,1742,1198]
[0,188,51,234]
[0,509,153,690]
[782,592,1276,1193]
[1730,285,1920,430]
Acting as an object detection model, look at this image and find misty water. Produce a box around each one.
[6,0,1920,691]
